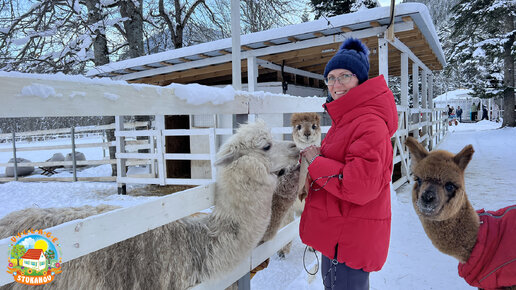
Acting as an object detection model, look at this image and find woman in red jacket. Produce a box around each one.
[300,38,398,289]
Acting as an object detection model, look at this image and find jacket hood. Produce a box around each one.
[324,75,398,136]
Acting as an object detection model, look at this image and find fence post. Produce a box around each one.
[71,127,77,182]
[155,115,166,186]
[11,130,18,181]
[236,273,251,290]
[115,116,127,195]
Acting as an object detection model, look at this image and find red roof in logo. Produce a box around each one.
[21,249,44,260]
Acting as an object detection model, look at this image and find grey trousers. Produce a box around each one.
[321,255,370,290]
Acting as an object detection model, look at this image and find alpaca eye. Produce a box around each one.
[445,182,456,192]
[414,177,422,187]
[263,144,271,151]
[312,124,317,130]
[297,125,302,130]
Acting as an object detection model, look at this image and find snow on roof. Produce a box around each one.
[86,3,445,80]
[434,89,475,102]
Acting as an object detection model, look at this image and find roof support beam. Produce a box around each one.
[385,36,431,74]
[231,0,241,91]
[378,37,389,83]
[256,59,324,80]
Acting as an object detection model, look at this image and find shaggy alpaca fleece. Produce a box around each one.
[260,164,300,243]
[0,120,299,290]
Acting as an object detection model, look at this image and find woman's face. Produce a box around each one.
[326,69,359,101]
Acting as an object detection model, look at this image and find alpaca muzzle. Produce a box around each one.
[417,190,440,215]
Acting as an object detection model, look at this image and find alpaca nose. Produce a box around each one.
[304,131,311,137]
[421,190,437,204]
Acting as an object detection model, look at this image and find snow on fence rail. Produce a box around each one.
[0,73,447,288]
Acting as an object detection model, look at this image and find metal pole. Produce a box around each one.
[11,130,18,181]
[231,0,241,91]
[71,127,77,182]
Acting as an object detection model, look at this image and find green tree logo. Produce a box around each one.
[10,244,26,266]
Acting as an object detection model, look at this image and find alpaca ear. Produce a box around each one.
[214,145,236,167]
[405,137,428,163]
[214,152,233,167]
[453,144,474,171]
[314,113,321,124]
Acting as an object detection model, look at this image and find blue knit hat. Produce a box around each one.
[324,38,370,84]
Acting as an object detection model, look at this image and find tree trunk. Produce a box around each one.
[119,0,144,58]
[83,0,117,176]
[502,13,515,127]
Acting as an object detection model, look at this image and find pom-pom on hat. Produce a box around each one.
[324,38,370,84]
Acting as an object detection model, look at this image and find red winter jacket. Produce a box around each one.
[458,205,516,289]
[299,76,398,272]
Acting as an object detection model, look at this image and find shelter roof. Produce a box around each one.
[434,89,475,102]
[86,3,445,85]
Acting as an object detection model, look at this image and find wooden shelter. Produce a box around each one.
[86,3,446,179]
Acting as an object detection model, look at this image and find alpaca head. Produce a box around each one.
[291,113,321,150]
[405,137,474,221]
[215,120,300,174]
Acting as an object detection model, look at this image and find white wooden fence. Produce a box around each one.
[0,74,447,288]
[0,122,149,182]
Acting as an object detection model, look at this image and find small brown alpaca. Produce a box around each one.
[405,137,516,290]
[275,113,321,258]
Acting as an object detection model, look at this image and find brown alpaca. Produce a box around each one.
[405,137,516,290]
[275,113,321,258]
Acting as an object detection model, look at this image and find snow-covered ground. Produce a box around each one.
[1,120,514,289]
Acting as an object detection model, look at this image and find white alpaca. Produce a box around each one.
[0,120,299,290]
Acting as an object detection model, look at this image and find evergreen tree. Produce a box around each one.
[449,0,515,127]
[310,0,379,19]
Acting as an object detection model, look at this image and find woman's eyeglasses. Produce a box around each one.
[324,74,355,86]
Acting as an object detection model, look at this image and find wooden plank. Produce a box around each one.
[287,36,298,43]
[193,219,300,289]
[340,27,352,32]
[370,21,381,27]
[164,153,211,160]
[313,32,325,37]
[0,159,113,167]
[0,122,147,139]
[0,75,249,117]
[248,94,325,114]
[0,183,214,285]
[0,176,116,182]
[393,175,408,190]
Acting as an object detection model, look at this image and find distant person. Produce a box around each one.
[447,104,452,117]
[449,106,457,126]
[456,106,463,122]
[471,102,478,121]
[482,105,488,120]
